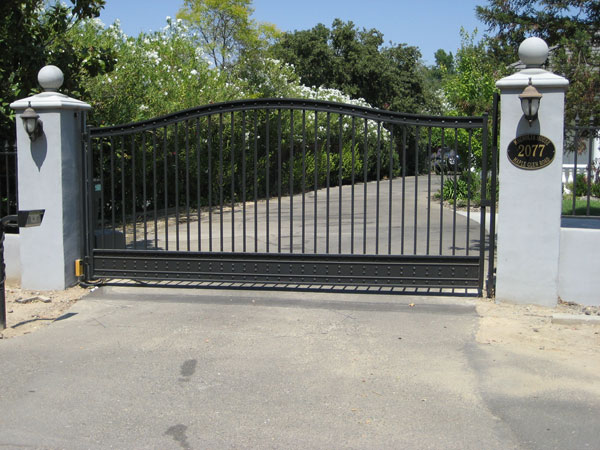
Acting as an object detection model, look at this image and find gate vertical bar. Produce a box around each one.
[439,130,445,255]
[142,132,148,249]
[426,127,432,255]
[196,118,201,251]
[289,110,295,253]
[110,136,116,248]
[362,119,368,255]
[586,122,594,215]
[466,129,473,256]
[388,124,394,255]
[174,123,179,251]
[253,111,258,253]
[218,114,224,252]
[325,112,331,254]
[185,120,191,251]
[479,113,490,296]
[452,128,458,256]
[401,126,407,254]
[487,93,499,297]
[571,117,579,215]
[131,135,137,248]
[413,126,420,255]
[230,112,235,252]
[162,129,168,250]
[338,114,343,254]
[313,111,318,254]
[241,111,247,252]
[121,136,127,245]
[350,117,356,254]
[265,110,270,253]
[375,122,381,254]
[152,131,158,249]
[99,139,105,248]
[277,109,282,253]
[83,121,95,280]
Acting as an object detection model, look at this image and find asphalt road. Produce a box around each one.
[1,287,598,449]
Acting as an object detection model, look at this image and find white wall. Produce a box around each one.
[559,224,600,306]
[5,233,20,286]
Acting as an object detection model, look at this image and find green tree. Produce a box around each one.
[176,0,278,70]
[271,19,427,114]
[476,0,600,124]
[0,0,107,141]
[442,29,506,116]
[430,49,455,81]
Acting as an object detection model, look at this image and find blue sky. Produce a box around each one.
[97,0,488,65]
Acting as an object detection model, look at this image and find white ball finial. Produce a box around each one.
[38,65,64,92]
[518,37,549,68]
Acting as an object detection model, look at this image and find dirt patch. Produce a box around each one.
[476,298,600,373]
[1,284,91,339]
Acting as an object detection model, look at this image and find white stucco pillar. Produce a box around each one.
[495,38,569,306]
[10,66,91,290]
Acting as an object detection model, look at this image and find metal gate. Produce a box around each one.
[83,98,497,294]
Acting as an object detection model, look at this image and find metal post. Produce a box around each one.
[0,221,6,331]
[0,215,17,331]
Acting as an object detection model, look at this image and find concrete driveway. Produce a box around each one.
[1,287,598,449]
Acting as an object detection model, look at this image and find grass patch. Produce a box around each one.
[562,196,600,216]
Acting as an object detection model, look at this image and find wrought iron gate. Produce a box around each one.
[83,98,497,294]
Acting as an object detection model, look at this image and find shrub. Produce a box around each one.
[441,170,498,207]
[567,173,600,197]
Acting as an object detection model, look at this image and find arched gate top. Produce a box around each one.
[89,98,487,137]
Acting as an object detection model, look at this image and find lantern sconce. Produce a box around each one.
[518,78,543,126]
[21,101,43,141]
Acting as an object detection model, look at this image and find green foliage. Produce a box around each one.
[270,19,428,114]
[593,182,600,199]
[73,18,219,125]
[430,49,455,81]
[441,170,498,207]
[441,29,505,116]
[567,173,600,198]
[573,173,588,197]
[476,0,600,125]
[70,17,325,126]
[0,0,107,141]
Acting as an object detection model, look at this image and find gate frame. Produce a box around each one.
[83,98,498,295]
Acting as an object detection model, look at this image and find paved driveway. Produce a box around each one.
[1,287,598,449]
[128,175,484,257]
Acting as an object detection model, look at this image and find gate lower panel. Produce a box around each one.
[91,250,481,289]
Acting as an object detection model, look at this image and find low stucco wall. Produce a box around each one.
[5,233,21,286]
[559,225,600,306]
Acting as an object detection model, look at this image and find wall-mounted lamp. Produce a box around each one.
[518,78,543,126]
[21,101,43,140]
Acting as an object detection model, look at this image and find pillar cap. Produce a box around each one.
[518,37,549,68]
[38,65,64,92]
[10,65,91,111]
[496,37,568,90]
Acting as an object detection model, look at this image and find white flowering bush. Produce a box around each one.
[75,17,398,215]
[71,17,219,125]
